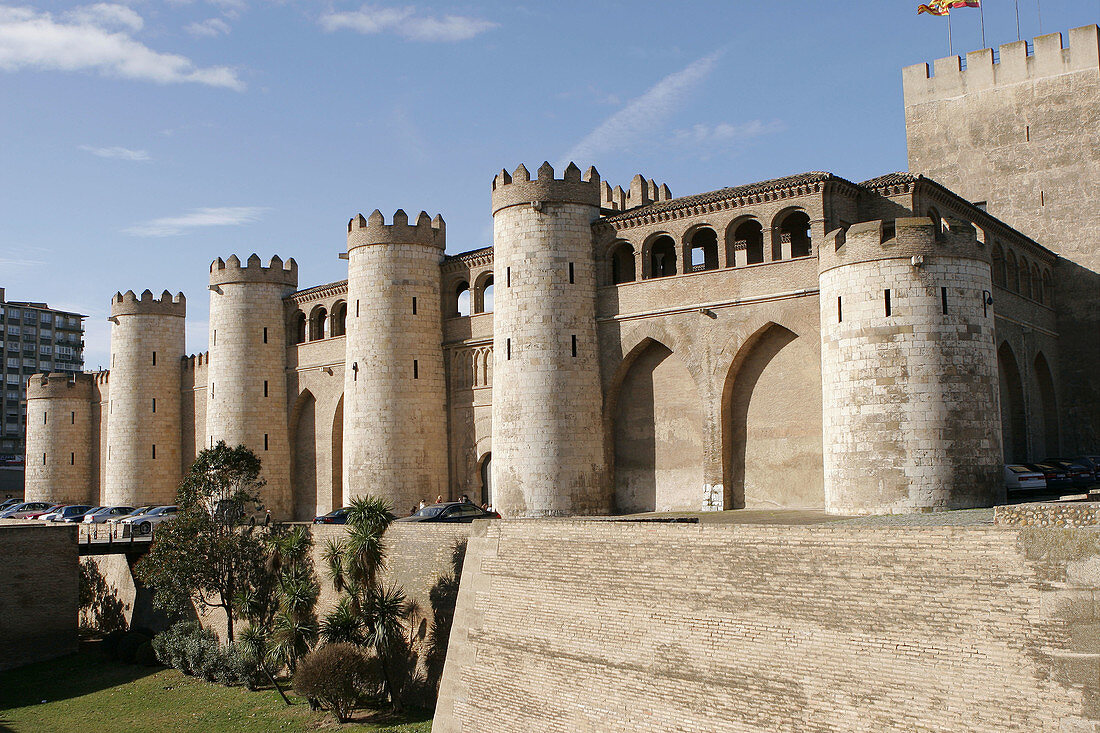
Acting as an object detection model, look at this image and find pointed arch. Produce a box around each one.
[998,342,1027,463]
[722,322,823,509]
[1033,352,1059,459]
[290,389,318,520]
[331,395,343,511]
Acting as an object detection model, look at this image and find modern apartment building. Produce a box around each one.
[0,288,85,463]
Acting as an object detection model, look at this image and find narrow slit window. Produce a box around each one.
[42,453,46,465]
[213,330,217,346]
[264,434,269,451]
[1025,125,1030,142]
[571,335,577,357]
[152,351,157,366]
[941,287,949,315]
[264,380,269,398]
[506,338,511,360]
[1040,190,1045,206]
[70,411,75,425]
[412,297,417,315]
[569,262,575,284]
[506,267,511,287]
[43,411,47,424]
[837,296,843,323]
[152,444,156,459]
[263,327,268,344]
[152,398,156,413]
[70,453,74,465]
[413,360,419,379]
[884,289,892,317]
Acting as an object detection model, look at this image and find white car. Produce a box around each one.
[0,501,54,519]
[108,506,153,525]
[82,506,135,524]
[122,505,179,536]
[1004,464,1046,491]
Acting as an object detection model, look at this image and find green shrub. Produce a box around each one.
[134,640,159,667]
[292,643,375,723]
[150,622,261,687]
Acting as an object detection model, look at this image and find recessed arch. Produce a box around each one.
[1019,256,1032,299]
[773,208,812,258]
[722,322,823,509]
[1042,270,1053,306]
[644,233,677,278]
[727,217,764,266]
[1006,251,1020,293]
[474,273,494,314]
[454,281,471,317]
[291,311,307,345]
[683,225,719,272]
[927,207,943,241]
[608,241,636,285]
[1034,352,1058,459]
[330,301,347,337]
[991,243,1006,288]
[1031,265,1043,304]
[331,395,343,511]
[308,305,327,341]
[998,342,1027,463]
[478,451,493,508]
[290,389,317,520]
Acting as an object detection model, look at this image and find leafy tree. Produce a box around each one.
[135,441,269,644]
[293,643,374,723]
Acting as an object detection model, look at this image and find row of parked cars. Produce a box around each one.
[0,499,178,535]
[312,501,501,524]
[1004,456,1100,492]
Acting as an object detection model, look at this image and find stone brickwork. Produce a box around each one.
[905,25,1100,453]
[0,522,78,670]
[24,372,95,504]
[104,290,186,508]
[818,218,1002,514]
[996,502,1100,527]
[207,256,297,517]
[490,163,609,517]
[342,211,449,510]
[435,519,1100,732]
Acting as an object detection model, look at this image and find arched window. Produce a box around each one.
[777,211,812,258]
[1043,270,1053,306]
[927,207,944,241]
[330,302,347,337]
[474,274,494,314]
[647,235,677,278]
[1031,266,1042,304]
[991,244,1006,288]
[455,281,471,317]
[1019,257,1032,299]
[1006,251,1019,293]
[729,219,764,266]
[686,227,719,272]
[610,242,636,284]
[292,312,306,345]
[309,306,327,340]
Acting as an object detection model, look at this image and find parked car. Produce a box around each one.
[23,504,64,520]
[82,506,136,524]
[108,506,153,525]
[1045,460,1094,489]
[395,501,500,523]
[0,501,56,519]
[63,506,102,523]
[313,507,350,524]
[1004,465,1047,492]
[1071,456,1100,482]
[213,499,270,527]
[0,498,22,512]
[1027,462,1071,490]
[44,505,93,522]
[122,505,178,536]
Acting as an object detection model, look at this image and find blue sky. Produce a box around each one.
[0,0,1095,368]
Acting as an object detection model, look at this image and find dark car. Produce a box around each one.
[313,507,350,524]
[1071,456,1100,483]
[1046,460,1094,488]
[1027,462,1072,490]
[395,502,500,523]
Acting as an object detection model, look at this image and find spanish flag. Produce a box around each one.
[918,0,979,14]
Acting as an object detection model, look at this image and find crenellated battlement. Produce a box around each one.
[209,254,298,288]
[819,217,987,275]
[182,351,210,370]
[491,161,601,214]
[26,371,96,400]
[346,209,446,251]
[903,25,1100,105]
[600,174,672,211]
[110,289,186,318]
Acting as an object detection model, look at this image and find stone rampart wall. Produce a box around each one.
[435,520,1100,732]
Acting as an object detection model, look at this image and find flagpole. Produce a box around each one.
[1036,0,1042,35]
[1015,0,1021,40]
[979,2,987,48]
[949,13,954,55]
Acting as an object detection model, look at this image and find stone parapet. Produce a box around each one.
[110,290,185,318]
[346,210,445,251]
[209,254,297,288]
[491,162,600,214]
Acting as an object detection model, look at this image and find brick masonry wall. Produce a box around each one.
[0,522,79,671]
[435,520,1100,732]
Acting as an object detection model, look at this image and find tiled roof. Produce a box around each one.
[860,172,918,189]
[292,280,347,298]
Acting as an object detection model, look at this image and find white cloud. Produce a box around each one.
[562,51,722,164]
[124,206,269,236]
[0,5,245,90]
[320,5,497,42]
[79,144,151,160]
[672,120,785,146]
[186,17,230,37]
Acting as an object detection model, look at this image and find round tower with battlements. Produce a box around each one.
[818,217,1002,514]
[25,372,96,505]
[207,255,297,518]
[104,290,186,507]
[490,162,610,517]
[342,209,448,510]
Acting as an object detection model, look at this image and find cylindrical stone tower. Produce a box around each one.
[342,210,448,510]
[490,162,609,517]
[104,290,186,507]
[24,372,95,505]
[818,217,1003,515]
[207,255,297,518]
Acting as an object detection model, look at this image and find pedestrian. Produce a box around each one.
[410,505,417,516]
[419,499,426,510]
[460,493,470,504]
[436,494,443,503]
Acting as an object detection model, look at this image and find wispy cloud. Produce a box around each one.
[79,144,150,161]
[186,17,231,37]
[562,51,723,164]
[124,206,269,236]
[320,5,498,42]
[0,244,49,269]
[672,120,785,146]
[0,5,244,90]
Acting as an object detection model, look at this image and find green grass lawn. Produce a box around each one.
[0,642,433,732]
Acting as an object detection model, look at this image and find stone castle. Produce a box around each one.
[23,26,1100,520]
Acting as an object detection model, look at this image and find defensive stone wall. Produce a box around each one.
[0,522,78,670]
[24,372,96,504]
[435,519,1100,732]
